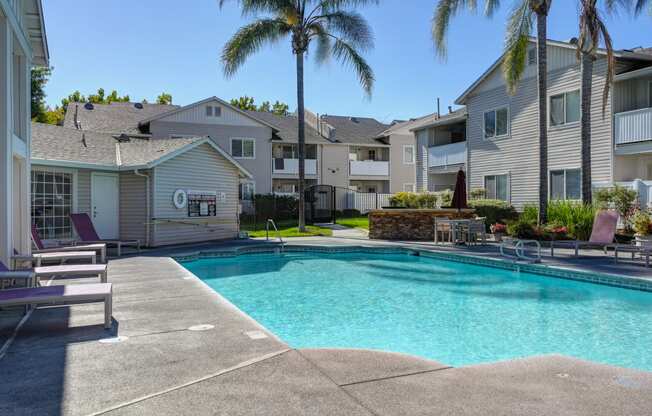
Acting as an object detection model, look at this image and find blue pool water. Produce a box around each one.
[181,252,652,371]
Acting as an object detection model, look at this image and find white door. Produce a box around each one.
[91,173,119,239]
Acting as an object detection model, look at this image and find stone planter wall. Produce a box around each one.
[368,209,475,241]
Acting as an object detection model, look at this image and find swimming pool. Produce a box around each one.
[181,250,652,371]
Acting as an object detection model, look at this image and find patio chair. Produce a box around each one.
[0,259,108,287]
[32,224,107,263]
[466,217,487,245]
[434,217,453,244]
[550,210,619,257]
[70,214,140,257]
[0,283,113,329]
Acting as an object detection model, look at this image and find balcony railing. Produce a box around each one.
[615,107,652,145]
[272,158,317,175]
[428,141,467,168]
[349,160,389,176]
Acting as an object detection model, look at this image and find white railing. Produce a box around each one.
[272,158,317,175]
[428,141,467,168]
[614,108,652,145]
[349,160,389,176]
[335,192,393,213]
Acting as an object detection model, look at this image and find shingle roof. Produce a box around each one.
[31,122,118,166]
[62,102,179,134]
[319,115,389,145]
[376,113,438,137]
[409,108,467,132]
[244,110,330,144]
[32,122,204,168]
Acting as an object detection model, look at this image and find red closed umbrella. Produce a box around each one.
[451,169,468,211]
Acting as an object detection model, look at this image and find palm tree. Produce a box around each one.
[433,0,552,224]
[220,0,377,232]
[575,0,620,203]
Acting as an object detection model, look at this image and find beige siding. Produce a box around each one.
[159,100,262,127]
[614,75,652,114]
[467,58,613,209]
[320,144,350,188]
[119,171,148,244]
[151,143,239,246]
[77,169,92,215]
[389,134,416,193]
[415,130,429,191]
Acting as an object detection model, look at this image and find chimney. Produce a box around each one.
[436,98,440,119]
[74,104,80,129]
[448,106,453,114]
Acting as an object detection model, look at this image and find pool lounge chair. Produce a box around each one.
[0,259,108,287]
[0,283,113,329]
[70,214,140,257]
[32,225,107,263]
[550,210,618,257]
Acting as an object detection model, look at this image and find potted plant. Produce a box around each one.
[632,210,652,248]
[490,223,507,242]
[545,224,568,241]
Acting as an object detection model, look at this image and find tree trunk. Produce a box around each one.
[296,51,306,232]
[580,51,593,203]
[536,11,549,225]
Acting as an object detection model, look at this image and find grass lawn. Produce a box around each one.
[241,221,333,238]
[335,216,369,230]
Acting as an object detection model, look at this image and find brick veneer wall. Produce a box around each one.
[368,209,475,241]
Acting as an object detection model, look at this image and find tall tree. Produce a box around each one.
[221,0,377,231]
[31,67,51,120]
[272,100,290,115]
[575,0,620,203]
[433,0,552,223]
[156,92,173,105]
[230,95,257,111]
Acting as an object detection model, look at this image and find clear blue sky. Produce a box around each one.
[42,0,651,123]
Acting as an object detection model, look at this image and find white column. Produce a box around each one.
[0,16,13,266]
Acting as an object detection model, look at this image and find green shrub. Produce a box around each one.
[388,191,452,209]
[469,188,486,200]
[595,185,637,230]
[506,219,541,239]
[546,201,596,240]
[340,209,362,218]
[520,204,539,225]
[632,210,652,235]
[437,189,453,207]
[468,199,518,230]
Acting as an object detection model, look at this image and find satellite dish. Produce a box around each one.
[134,102,144,109]
[84,102,94,110]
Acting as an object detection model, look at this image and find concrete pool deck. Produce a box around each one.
[1,238,651,415]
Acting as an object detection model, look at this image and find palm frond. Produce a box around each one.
[309,22,333,64]
[332,39,375,96]
[501,0,533,94]
[634,0,652,14]
[320,10,373,50]
[432,0,497,59]
[218,0,296,16]
[319,0,380,13]
[221,19,291,77]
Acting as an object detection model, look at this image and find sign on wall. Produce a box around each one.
[187,190,217,217]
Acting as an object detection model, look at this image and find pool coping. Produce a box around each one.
[172,244,652,293]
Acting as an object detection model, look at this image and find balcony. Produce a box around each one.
[428,141,467,168]
[349,160,389,176]
[615,107,652,146]
[272,158,317,175]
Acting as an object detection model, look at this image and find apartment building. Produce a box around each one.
[57,97,416,211]
[0,0,48,264]
[416,38,652,209]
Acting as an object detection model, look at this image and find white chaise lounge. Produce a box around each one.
[0,283,113,329]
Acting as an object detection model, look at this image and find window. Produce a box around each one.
[205,105,222,117]
[403,183,415,192]
[31,170,73,239]
[550,90,580,126]
[239,182,255,200]
[231,138,255,159]
[403,145,415,164]
[367,187,377,193]
[368,149,376,161]
[484,174,509,201]
[527,48,537,66]
[484,107,509,139]
[550,169,581,200]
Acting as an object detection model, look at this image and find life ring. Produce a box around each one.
[173,189,187,209]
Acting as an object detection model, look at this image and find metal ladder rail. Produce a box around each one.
[500,239,542,263]
[265,219,284,245]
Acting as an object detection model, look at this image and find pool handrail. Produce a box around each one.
[265,219,284,244]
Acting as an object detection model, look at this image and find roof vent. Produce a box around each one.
[116,133,131,143]
[567,37,579,45]
[134,102,144,109]
[84,102,94,110]
[349,117,359,123]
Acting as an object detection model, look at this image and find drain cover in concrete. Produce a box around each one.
[188,324,215,331]
[244,330,268,340]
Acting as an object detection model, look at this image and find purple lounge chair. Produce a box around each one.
[31,224,106,263]
[70,214,140,257]
[0,283,113,329]
[0,258,107,287]
[550,210,619,257]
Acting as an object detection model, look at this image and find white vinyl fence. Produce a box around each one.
[336,192,393,214]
